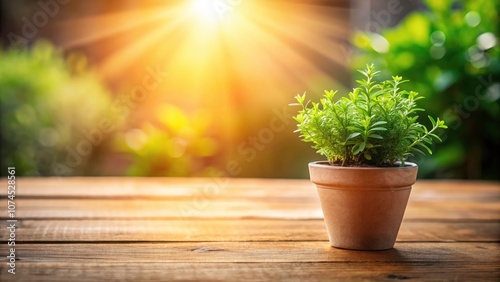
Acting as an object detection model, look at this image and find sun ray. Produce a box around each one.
[55,6,184,49]
[98,12,192,78]
[225,1,347,90]
[223,17,320,93]
[248,5,350,67]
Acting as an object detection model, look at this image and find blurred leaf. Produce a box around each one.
[424,0,453,14]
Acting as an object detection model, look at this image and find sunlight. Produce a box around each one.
[190,0,222,24]
[53,0,351,120]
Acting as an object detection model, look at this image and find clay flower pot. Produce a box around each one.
[309,161,418,251]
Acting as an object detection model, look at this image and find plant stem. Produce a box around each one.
[408,123,439,149]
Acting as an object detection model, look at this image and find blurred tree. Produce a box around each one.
[352,0,499,179]
[0,41,117,176]
[114,105,220,177]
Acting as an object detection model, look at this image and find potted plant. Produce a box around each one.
[291,65,447,250]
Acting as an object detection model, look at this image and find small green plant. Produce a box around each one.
[292,65,447,167]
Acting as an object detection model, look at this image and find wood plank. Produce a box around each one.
[1,198,322,219]
[5,242,499,263]
[1,178,498,201]
[1,262,499,282]
[1,198,498,220]
[0,219,498,242]
[0,177,319,199]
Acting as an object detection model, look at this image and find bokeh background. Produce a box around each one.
[1,0,498,179]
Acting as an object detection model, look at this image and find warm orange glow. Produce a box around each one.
[53,0,350,152]
[55,1,349,82]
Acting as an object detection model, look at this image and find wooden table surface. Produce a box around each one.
[1,178,499,281]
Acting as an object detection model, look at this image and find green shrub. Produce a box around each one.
[0,41,115,176]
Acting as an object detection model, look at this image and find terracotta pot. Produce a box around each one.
[309,161,418,251]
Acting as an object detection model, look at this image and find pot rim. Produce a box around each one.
[309,160,418,190]
[309,161,418,171]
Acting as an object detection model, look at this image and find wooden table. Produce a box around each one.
[1,178,499,281]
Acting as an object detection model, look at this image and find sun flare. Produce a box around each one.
[54,0,351,132]
[190,0,220,24]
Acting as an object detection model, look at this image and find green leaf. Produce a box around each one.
[419,143,433,155]
[423,138,433,144]
[364,152,372,160]
[352,142,366,155]
[428,133,442,142]
[369,127,387,132]
[356,142,366,153]
[428,115,436,127]
[411,148,426,155]
[347,132,361,140]
[371,121,387,127]
[351,144,360,155]
[408,107,424,113]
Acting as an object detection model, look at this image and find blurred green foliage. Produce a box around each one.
[114,105,219,176]
[352,0,499,179]
[0,41,116,176]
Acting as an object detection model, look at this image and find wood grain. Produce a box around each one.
[1,198,498,220]
[2,262,499,282]
[6,242,500,263]
[0,177,319,199]
[1,178,498,200]
[1,219,498,242]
